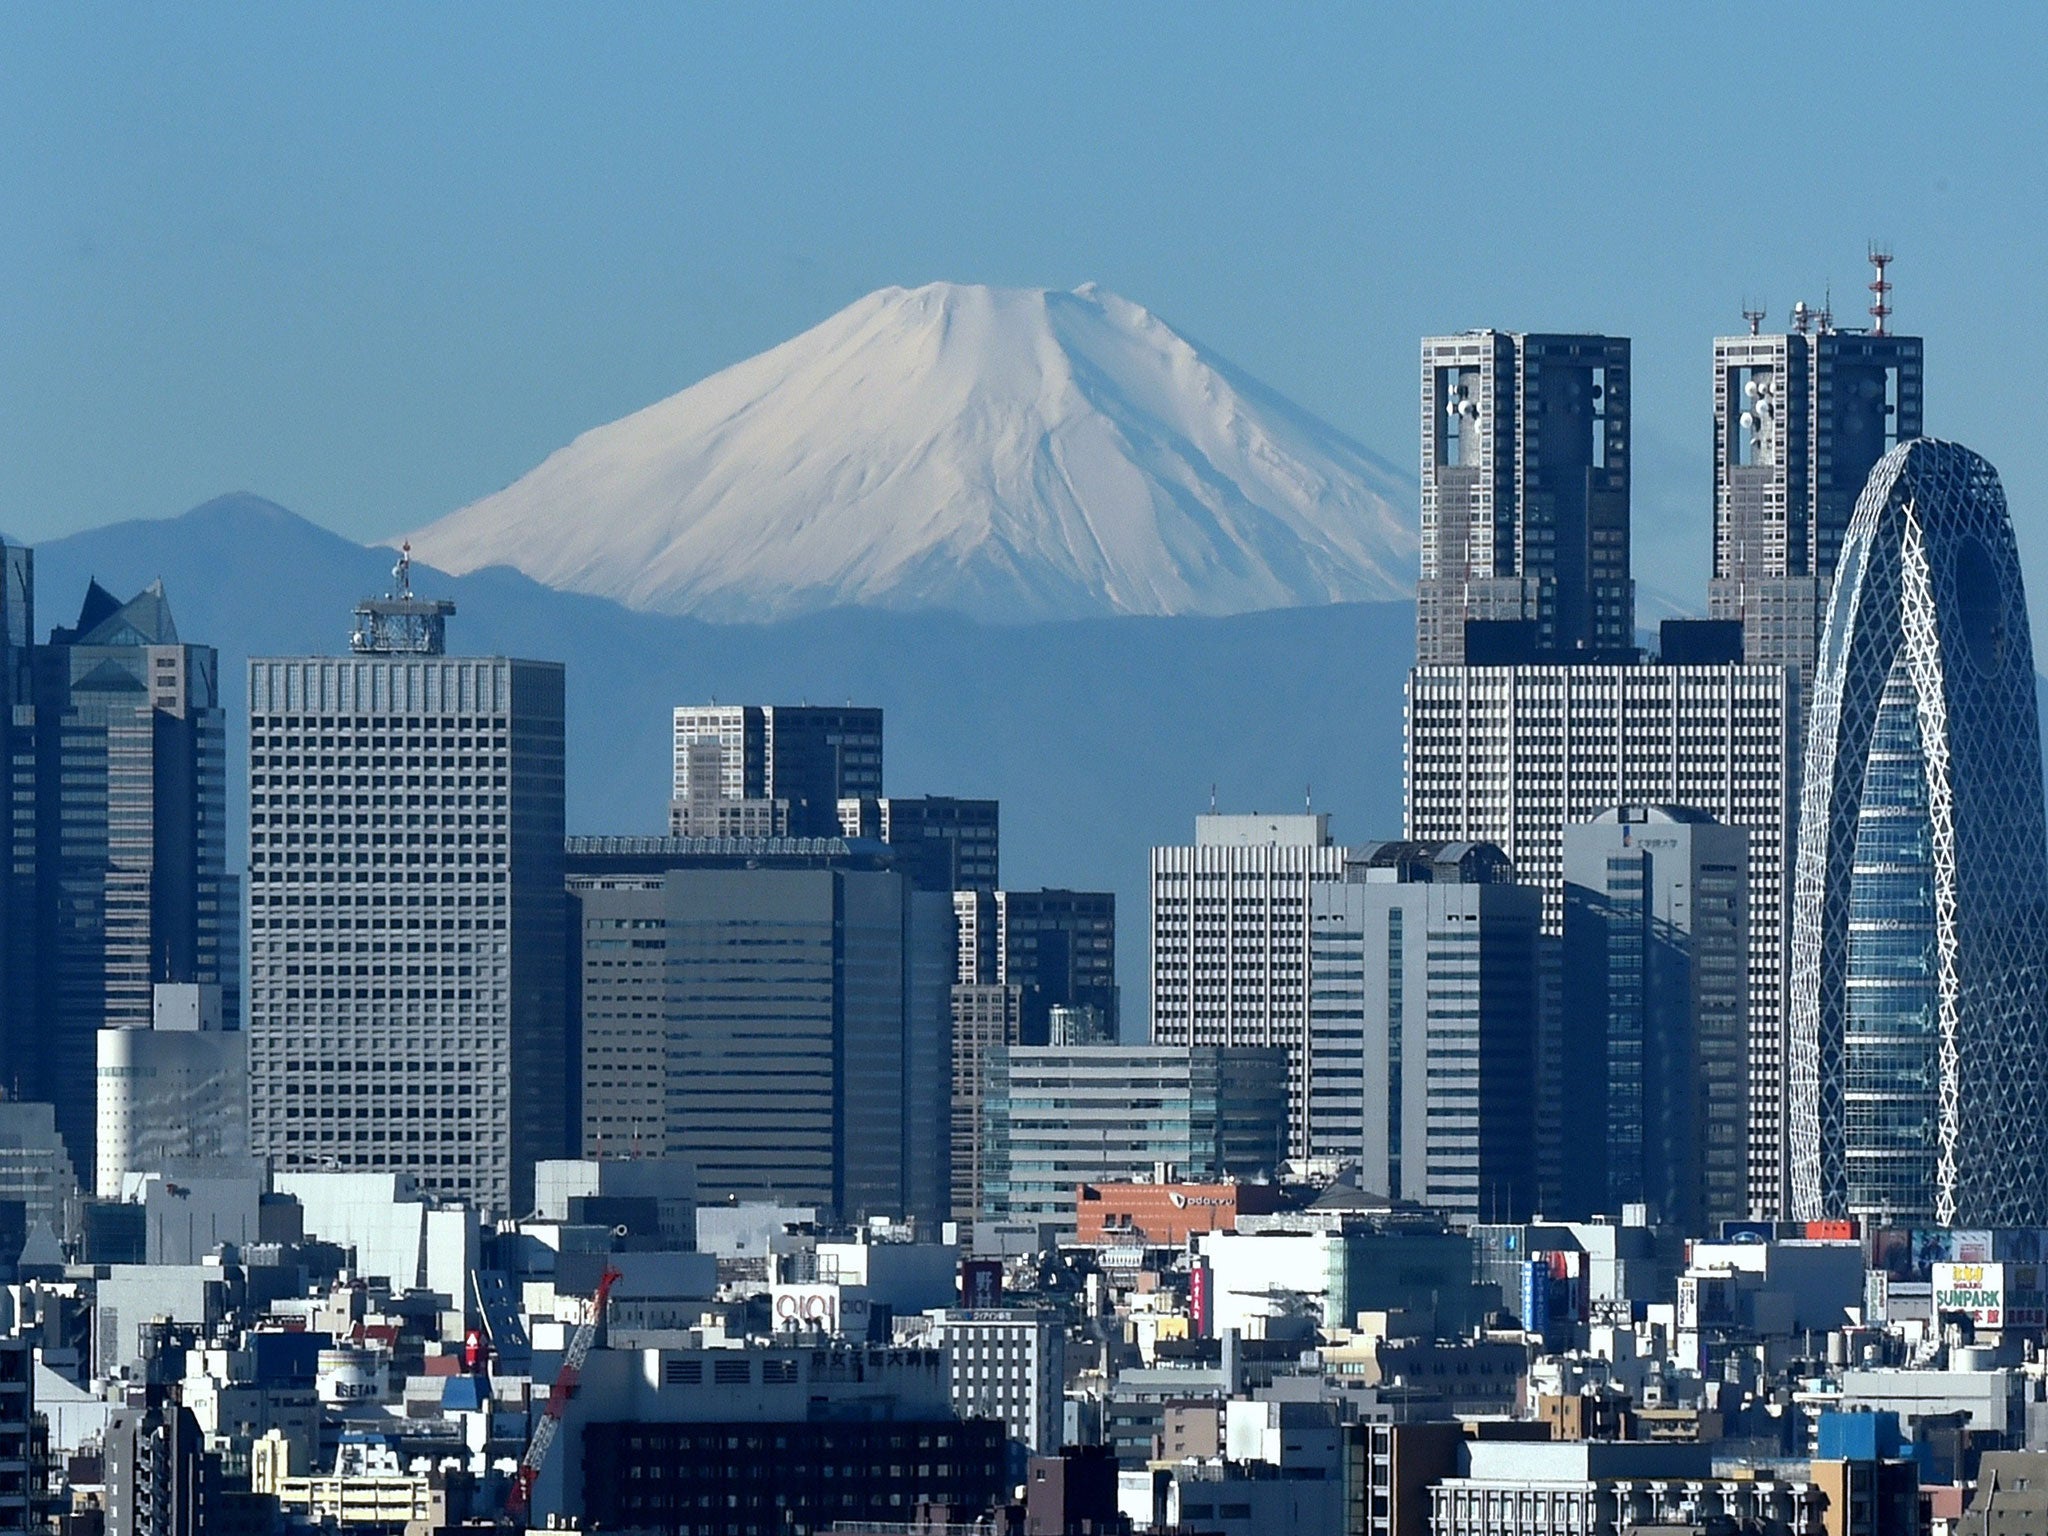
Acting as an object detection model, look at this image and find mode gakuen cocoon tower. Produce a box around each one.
[1787,439,2048,1226]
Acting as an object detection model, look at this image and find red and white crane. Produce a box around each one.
[505,1265,623,1522]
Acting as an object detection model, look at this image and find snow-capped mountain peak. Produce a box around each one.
[402,282,1417,623]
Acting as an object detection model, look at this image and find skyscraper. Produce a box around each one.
[1418,331,1632,665]
[1788,439,2048,1227]
[1563,807,1749,1230]
[246,567,568,1217]
[1150,814,1344,1155]
[563,836,953,1227]
[671,704,883,838]
[0,540,35,1107]
[1708,278,1923,692]
[31,581,235,1172]
[839,795,999,893]
[1406,660,1796,1215]
[1306,841,1541,1223]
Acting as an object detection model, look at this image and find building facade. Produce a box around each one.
[1306,842,1542,1223]
[246,589,568,1217]
[978,1045,1288,1229]
[839,795,999,893]
[1418,331,1633,666]
[1562,807,1749,1229]
[1151,814,1345,1156]
[924,1308,1066,1455]
[566,839,953,1227]
[1707,301,1923,693]
[1788,439,2048,1226]
[95,983,247,1199]
[672,704,883,838]
[29,581,235,1178]
[1406,660,1796,1215]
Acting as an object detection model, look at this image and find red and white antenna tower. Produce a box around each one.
[1868,244,1894,335]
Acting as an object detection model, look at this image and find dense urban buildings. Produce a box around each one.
[566,835,953,1227]
[670,703,883,838]
[1562,807,1749,1230]
[1707,276,1923,695]
[978,1045,1287,1229]
[245,572,568,1217]
[1406,657,1796,1215]
[1304,840,1542,1223]
[1417,331,1633,666]
[1788,439,2048,1227]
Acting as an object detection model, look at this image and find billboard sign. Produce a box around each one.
[1933,1262,2005,1327]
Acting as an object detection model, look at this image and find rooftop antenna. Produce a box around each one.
[1818,285,1835,335]
[1868,243,1894,335]
[1741,299,1768,337]
[1791,300,1811,336]
[392,540,413,597]
[1304,782,1313,813]
[1209,783,1218,814]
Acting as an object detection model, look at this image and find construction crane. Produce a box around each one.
[505,1265,623,1522]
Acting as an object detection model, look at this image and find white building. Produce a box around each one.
[1150,813,1346,1154]
[245,588,568,1219]
[924,1307,1065,1453]
[1405,660,1796,1215]
[95,983,246,1199]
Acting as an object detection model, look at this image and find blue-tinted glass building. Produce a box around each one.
[1788,440,2048,1225]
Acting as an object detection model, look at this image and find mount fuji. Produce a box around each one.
[402,282,1416,623]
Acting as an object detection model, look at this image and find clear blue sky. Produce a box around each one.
[5,4,2047,621]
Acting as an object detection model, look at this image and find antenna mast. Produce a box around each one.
[1741,299,1768,337]
[1868,244,1894,335]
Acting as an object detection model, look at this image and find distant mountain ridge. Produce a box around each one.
[33,494,1417,1011]
[403,282,1417,623]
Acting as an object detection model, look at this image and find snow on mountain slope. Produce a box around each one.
[403,283,1417,622]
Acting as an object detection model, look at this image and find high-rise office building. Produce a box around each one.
[1306,842,1542,1224]
[671,704,883,838]
[1788,440,2048,1227]
[246,569,568,1217]
[1708,275,1923,692]
[564,836,952,1227]
[31,581,235,1174]
[948,982,1022,1225]
[0,541,35,1112]
[978,1045,1288,1230]
[1150,814,1344,1157]
[839,795,999,893]
[957,888,1117,1035]
[1406,660,1796,1215]
[1418,331,1633,665]
[1563,808,1749,1230]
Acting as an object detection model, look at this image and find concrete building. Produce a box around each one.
[566,839,953,1226]
[104,1401,208,1536]
[1562,807,1749,1228]
[1305,840,1542,1223]
[840,795,999,893]
[1417,331,1633,666]
[950,982,1023,1226]
[1708,286,1924,696]
[95,984,246,1199]
[1195,1220,1487,1340]
[0,1340,32,1532]
[1150,814,1346,1155]
[31,580,236,1179]
[1789,440,2048,1227]
[924,1307,1066,1453]
[1406,657,1796,1216]
[979,1046,1288,1229]
[534,1341,1001,1527]
[246,571,567,1217]
[0,1098,80,1239]
[671,703,883,838]
[1426,1439,1820,1536]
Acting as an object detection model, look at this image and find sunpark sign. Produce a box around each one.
[1934,1262,2006,1326]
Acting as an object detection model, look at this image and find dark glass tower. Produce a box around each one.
[31,580,235,1171]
